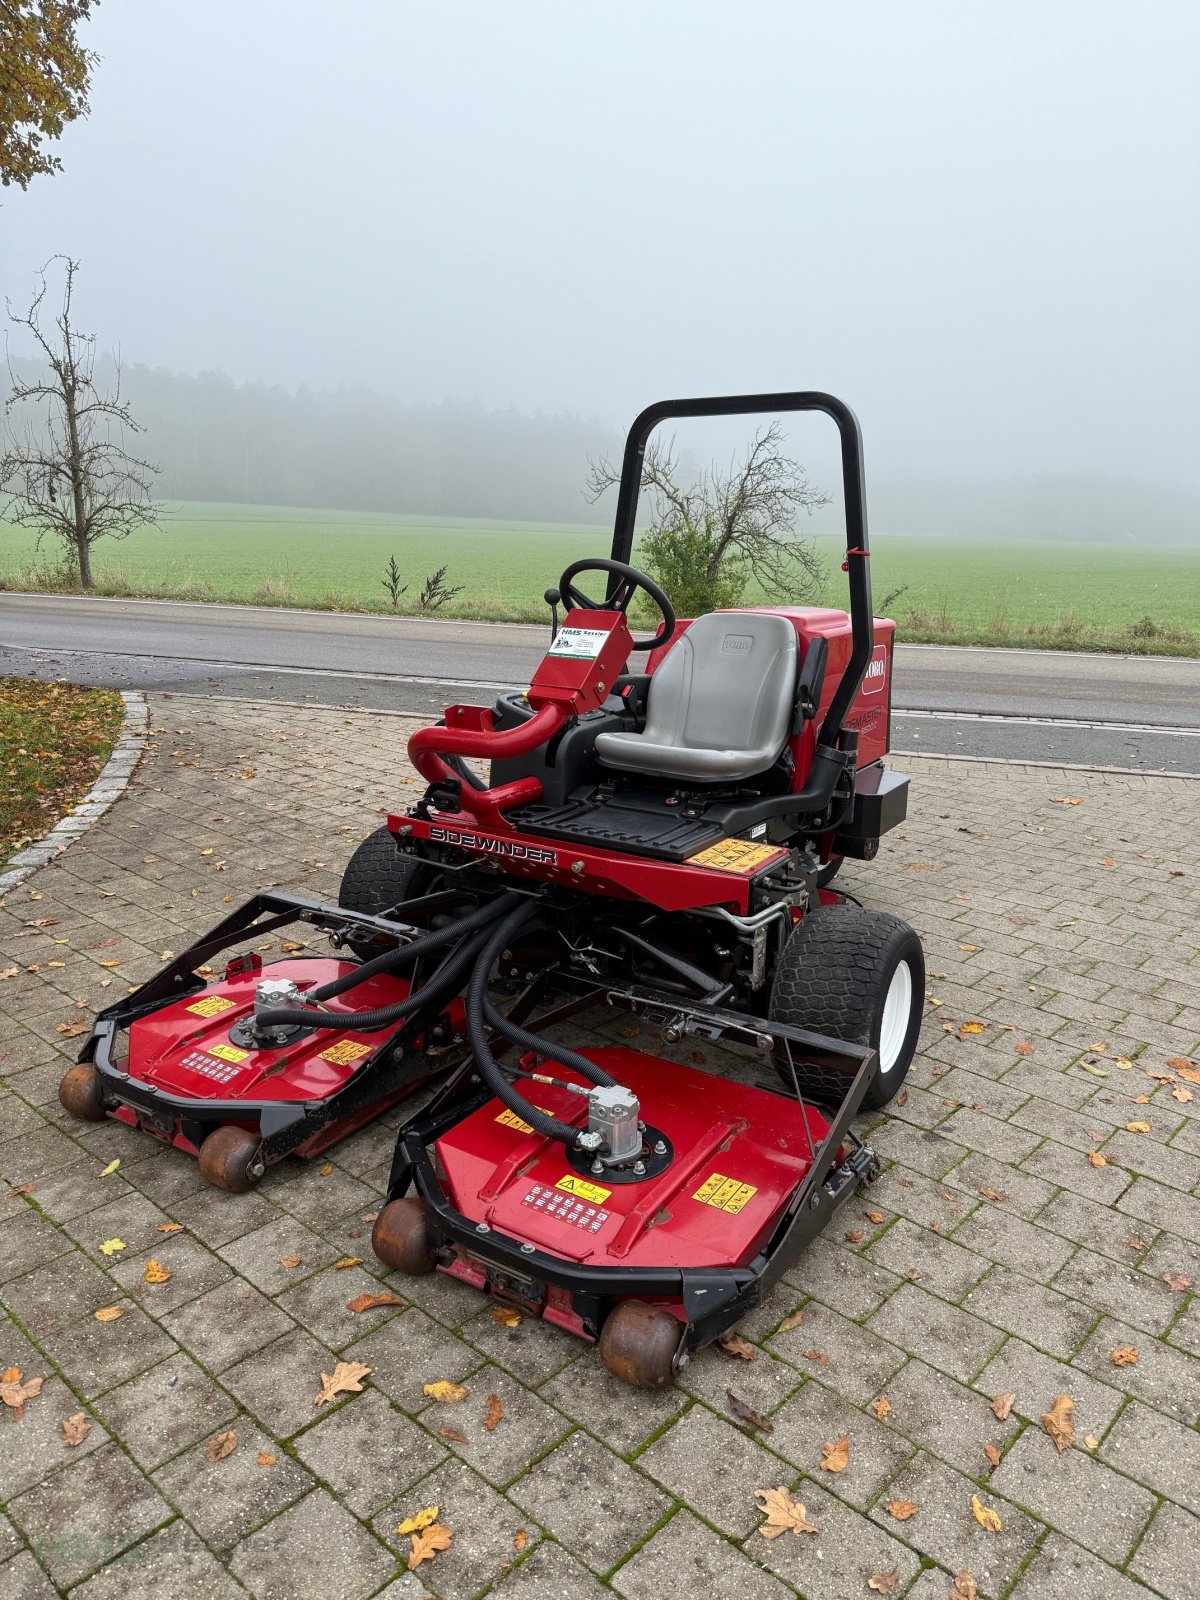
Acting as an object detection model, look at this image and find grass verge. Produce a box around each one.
[1,677,124,864]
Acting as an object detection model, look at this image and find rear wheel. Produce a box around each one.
[372,1197,436,1275]
[59,1063,106,1122]
[197,1125,263,1192]
[599,1301,686,1389]
[768,905,924,1110]
[339,826,441,960]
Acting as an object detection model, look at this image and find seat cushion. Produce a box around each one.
[594,611,797,782]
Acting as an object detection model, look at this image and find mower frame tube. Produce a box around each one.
[386,998,880,1349]
[607,391,873,752]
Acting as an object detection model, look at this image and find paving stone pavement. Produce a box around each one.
[1,692,1198,1600]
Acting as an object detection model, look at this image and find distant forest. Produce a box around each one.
[3,359,1196,543]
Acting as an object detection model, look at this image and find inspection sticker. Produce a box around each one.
[693,1171,758,1214]
[318,1040,372,1066]
[208,1043,248,1064]
[686,838,787,875]
[185,994,236,1018]
[555,1173,612,1204]
[546,625,607,660]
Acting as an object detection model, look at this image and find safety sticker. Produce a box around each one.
[496,1107,534,1133]
[693,1171,758,1214]
[686,838,787,875]
[555,1173,612,1204]
[186,994,236,1018]
[318,1039,372,1066]
[546,625,607,660]
[179,1049,245,1085]
[523,1181,610,1232]
[208,1042,249,1064]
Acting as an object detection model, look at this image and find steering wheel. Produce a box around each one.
[556,557,676,652]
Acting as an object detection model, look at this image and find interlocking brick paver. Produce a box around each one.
[1,697,1197,1599]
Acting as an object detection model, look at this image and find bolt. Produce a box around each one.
[249,1162,265,1178]
[524,970,534,980]
[570,860,585,875]
[476,1222,490,1233]
[591,1160,604,1174]
[520,1242,535,1254]
[653,1140,667,1156]
[633,1160,646,1176]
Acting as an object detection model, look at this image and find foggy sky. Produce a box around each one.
[4,0,1199,499]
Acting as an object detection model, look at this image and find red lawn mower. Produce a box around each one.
[59,391,923,1387]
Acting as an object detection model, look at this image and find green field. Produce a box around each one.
[2,502,1198,654]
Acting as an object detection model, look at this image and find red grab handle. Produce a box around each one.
[407,702,568,829]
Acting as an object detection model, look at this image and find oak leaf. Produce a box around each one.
[62,1412,91,1446]
[0,1370,44,1420]
[94,1305,124,1322]
[1111,1345,1139,1367]
[819,1434,850,1473]
[883,1499,918,1521]
[314,1360,371,1406]
[483,1393,503,1431]
[755,1485,819,1538]
[407,1523,453,1570]
[717,1332,757,1361]
[143,1259,171,1284]
[1041,1394,1075,1453]
[1172,1086,1194,1103]
[971,1494,1002,1532]
[395,1505,440,1536]
[422,1380,468,1403]
[205,1430,238,1461]
[990,1392,1016,1421]
[346,1292,404,1314]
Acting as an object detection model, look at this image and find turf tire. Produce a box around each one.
[338,826,441,959]
[768,904,924,1111]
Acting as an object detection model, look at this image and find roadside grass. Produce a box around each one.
[0,678,124,863]
[2,503,1198,656]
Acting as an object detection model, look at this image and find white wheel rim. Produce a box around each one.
[878,961,914,1075]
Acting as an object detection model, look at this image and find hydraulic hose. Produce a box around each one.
[311,893,517,1002]
[464,901,620,1147]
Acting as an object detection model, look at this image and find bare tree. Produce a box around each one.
[585,423,830,616]
[2,257,161,588]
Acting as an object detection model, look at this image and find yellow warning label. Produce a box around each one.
[208,1042,249,1064]
[555,1174,612,1204]
[186,994,236,1018]
[686,838,786,876]
[496,1107,534,1134]
[693,1171,758,1214]
[318,1039,372,1066]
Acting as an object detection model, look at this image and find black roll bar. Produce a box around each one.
[608,391,873,750]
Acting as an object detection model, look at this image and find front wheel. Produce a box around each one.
[338,826,442,960]
[768,905,924,1110]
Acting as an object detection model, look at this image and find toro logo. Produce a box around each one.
[861,644,888,696]
[429,826,558,865]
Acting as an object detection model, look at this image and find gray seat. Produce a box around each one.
[594,611,798,782]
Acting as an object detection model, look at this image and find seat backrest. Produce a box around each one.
[642,611,798,760]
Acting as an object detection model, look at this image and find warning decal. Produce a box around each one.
[496,1107,534,1134]
[186,995,236,1018]
[686,838,787,875]
[693,1171,758,1214]
[318,1039,372,1066]
[555,1173,612,1204]
[208,1042,248,1064]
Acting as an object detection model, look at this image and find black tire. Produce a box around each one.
[816,856,843,890]
[338,826,441,960]
[768,905,924,1111]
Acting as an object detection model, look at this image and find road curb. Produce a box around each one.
[0,690,149,897]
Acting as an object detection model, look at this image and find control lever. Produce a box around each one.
[543,587,561,642]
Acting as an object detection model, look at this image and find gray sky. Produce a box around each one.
[4,0,1199,494]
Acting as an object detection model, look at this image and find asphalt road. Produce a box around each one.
[3,592,1199,773]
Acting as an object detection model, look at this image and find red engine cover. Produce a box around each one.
[127,958,417,1103]
[435,1047,831,1272]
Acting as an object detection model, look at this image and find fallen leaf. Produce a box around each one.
[346,1292,405,1314]
[819,1434,850,1474]
[844,1228,865,1243]
[727,1390,774,1434]
[802,1349,828,1365]
[422,1380,469,1403]
[143,1259,172,1284]
[977,1188,1006,1203]
[971,1494,1002,1532]
[755,1485,819,1538]
[777,1309,805,1333]
[438,1426,468,1443]
[492,1305,523,1328]
[319,1162,334,1176]
[1163,1272,1192,1293]
[56,1022,88,1037]
[990,1393,1016,1421]
[1088,1151,1107,1168]
[951,1575,979,1600]
[257,1451,276,1466]
[395,1505,441,1536]
[62,1412,91,1446]
[1053,797,1083,805]
[99,1238,126,1256]
[93,1305,124,1322]
[0,1370,44,1420]
[1041,1394,1075,1453]
[1015,1041,1035,1056]
[870,1396,892,1420]
[865,1209,886,1224]
[883,1499,918,1521]
[1172,1086,1194,1103]
[514,1528,528,1552]
[200,847,214,855]
[205,1430,238,1462]
[157,1222,184,1234]
[483,1393,503,1431]
[984,1443,1001,1468]
[99,1159,120,1178]
[718,1332,757,1361]
[314,1360,371,1406]
[1084,1434,1100,1450]
[1111,1345,1139,1367]
[1126,1121,1151,1135]
[334,1256,363,1269]
[868,1570,901,1596]
[279,1256,303,1269]
[408,1523,453,1571]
